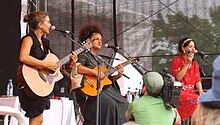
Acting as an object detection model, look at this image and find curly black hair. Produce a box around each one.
[78,23,103,42]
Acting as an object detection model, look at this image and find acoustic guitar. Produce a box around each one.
[81,57,139,96]
[17,41,91,98]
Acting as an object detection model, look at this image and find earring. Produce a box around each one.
[183,50,185,53]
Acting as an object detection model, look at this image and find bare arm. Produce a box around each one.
[112,64,124,81]
[124,111,130,121]
[174,109,181,125]
[176,52,194,81]
[196,81,204,95]
[175,63,190,81]
[77,64,105,79]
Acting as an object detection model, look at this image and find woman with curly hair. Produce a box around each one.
[74,23,128,125]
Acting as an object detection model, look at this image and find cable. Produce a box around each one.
[104,0,180,73]
[118,49,149,74]
[104,0,180,43]
[157,0,213,42]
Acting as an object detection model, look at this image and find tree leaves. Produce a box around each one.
[152,7,220,75]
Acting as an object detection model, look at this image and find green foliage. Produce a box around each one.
[152,7,220,75]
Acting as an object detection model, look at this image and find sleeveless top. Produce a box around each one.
[20,31,51,61]
[18,31,51,118]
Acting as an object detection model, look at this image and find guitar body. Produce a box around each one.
[81,66,112,96]
[80,57,140,96]
[17,53,63,98]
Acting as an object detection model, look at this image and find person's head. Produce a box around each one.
[198,55,220,108]
[78,23,103,51]
[23,11,51,34]
[142,72,164,96]
[178,37,197,54]
[191,103,220,125]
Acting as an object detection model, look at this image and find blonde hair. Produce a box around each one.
[191,103,220,125]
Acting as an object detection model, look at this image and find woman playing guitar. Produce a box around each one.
[17,11,77,125]
[75,23,129,125]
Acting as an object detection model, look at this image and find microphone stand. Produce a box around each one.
[63,34,129,125]
[117,48,150,74]
[109,48,119,68]
[63,34,129,77]
[199,55,212,65]
[63,34,102,125]
[66,32,128,77]
[99,54,121,60]
[96,60,101,125]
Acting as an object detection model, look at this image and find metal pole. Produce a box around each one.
[113,0,117,47]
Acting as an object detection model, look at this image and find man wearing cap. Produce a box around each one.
[191,56,220,125]
[124,72,181,125]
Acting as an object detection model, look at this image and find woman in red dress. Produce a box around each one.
[171,38,204,123]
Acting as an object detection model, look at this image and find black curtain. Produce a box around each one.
[0,0,21,95]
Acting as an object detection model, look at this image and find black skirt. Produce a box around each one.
[19,89,50,118]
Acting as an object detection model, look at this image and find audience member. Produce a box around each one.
[125,72,181,125]
[191,56,220,125]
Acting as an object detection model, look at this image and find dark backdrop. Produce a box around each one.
[0,1,21,95]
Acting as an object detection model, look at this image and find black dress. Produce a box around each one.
[75,51,129,125]
[18,31,51,118]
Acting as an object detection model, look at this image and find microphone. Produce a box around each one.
[195,50,208,58]
[50,26,70,34]
[98,54,122,60]
[187,50,207,58]
[104,44,120,50]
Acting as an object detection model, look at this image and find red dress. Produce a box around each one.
[171,56,201,121]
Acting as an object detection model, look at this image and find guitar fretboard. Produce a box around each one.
[57,47,86,67]
[104,59,135,77]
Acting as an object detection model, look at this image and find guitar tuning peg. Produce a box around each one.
[82,40,87,44]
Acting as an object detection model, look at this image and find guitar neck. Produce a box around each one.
[57,47,85,67]
[104,60,132,76]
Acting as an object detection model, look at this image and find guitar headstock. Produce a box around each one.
[83,40,92,50]
[130,57,140,63]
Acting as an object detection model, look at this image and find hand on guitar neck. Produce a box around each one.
[16,41,92,99]
[112,64,124,81]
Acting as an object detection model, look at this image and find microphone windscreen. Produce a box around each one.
[194,50,198,53]
[50,26,56,30]
[104,44,109,48]
[187,50,190,54]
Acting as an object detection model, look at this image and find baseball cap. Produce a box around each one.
[143,72,164,95]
